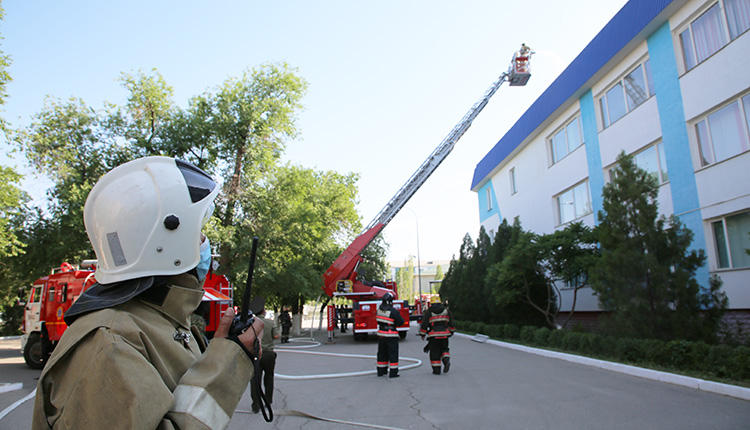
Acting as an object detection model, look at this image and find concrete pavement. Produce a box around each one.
[2,325,749,429]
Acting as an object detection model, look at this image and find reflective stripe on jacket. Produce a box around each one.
[376,306,404,338]
[419,303,455,339]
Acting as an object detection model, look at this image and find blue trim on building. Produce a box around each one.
[471,0,678,190]
[647,22,709,284]
[478,181,501,223]
[579,90,605,224]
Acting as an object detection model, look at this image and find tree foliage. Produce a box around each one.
[591,152,727,342]
[396,255,414,301]
[0,61,373,330]
[229,164,361,309]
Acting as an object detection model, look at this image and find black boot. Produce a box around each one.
[432,367,441,375]
[389,369,399,378]
[442,356,450,373]
[377,368,387,377]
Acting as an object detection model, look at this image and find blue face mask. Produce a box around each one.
[197,237,212,281]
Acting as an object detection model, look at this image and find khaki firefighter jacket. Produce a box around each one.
[32,273,253,430]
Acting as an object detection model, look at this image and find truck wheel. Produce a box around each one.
[399,331,407,340]
[24,333,45,369]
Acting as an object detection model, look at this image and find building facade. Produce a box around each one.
[389,260,450,301]
[471,0,750,315]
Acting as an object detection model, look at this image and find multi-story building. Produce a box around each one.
[471,0,750,325]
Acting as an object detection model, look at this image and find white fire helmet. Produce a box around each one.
[84,156,219,284]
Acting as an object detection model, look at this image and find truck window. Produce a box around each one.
[31,287,42,303]
[61,284,68,302]
[48,286,55,303]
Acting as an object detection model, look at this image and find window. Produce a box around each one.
[600,62,653,128]
[561,274,584,290]
[31,287,41,303]
[609,142,669,184]
[696,94,750,166]
[510,168,517,195]
[557,181,592,225]
[549,116,583,164]
[726,0,750,39]
[48,286,55,303]
[486,187,492,211]
[634,143,669,183]
[712,211,750,269]
[680,0,750,71]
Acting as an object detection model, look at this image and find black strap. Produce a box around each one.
[229,328,273,422]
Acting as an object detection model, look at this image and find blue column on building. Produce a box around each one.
[647,21,709,285]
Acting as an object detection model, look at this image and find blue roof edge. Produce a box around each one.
[470,0,676,191]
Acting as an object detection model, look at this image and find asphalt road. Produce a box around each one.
[2,324,749,429]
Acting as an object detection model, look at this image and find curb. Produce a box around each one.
[456,333,750,401]
[0,383,23,394]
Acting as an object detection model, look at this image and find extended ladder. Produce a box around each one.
[364,45,533,233]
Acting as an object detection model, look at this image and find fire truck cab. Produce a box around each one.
[21,261,234,369]
[21,262,97,369]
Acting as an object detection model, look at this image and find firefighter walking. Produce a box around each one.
[420,297,455,375]
[376,292,404,378]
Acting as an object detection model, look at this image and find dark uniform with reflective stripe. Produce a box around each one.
[420,302,455,374]
[376,300,404,377]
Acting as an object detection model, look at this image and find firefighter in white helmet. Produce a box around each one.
[32,156,264,430]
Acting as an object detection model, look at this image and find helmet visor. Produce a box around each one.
[176,160,217,203]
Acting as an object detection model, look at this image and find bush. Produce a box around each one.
[667,340,692,369]
[641,339,669,367]
[601,336,618,359]
[504,324,520,340]
[533,327,551,346]
[487,324,504,339]
[727,346,750,380]
[579,333,599,354]
[615,338,640,362]
[520,326,536,344]
[708,344,733,378]
[547,328,565,348]
[562,330,583,352]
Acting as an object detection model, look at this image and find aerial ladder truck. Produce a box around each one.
[321,45,533,340]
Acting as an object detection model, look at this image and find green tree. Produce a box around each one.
[440,229,494,322]
[0,166,25,258]
[432,264,444,294]
[591,152,727,342]
[5,61,379,330]
[396,255,414,301]
[487,222,597,328]
[228,164,360,309]
[13,96,132,266]
[206,63,308,272]
[440,233,475,320]
[488,230,557,326]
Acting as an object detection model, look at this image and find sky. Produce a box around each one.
[0,0,629,265]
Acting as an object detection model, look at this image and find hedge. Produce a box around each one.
[454,320,749,384]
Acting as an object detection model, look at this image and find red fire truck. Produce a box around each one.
[21,261,233,369]
[321,46,533,340]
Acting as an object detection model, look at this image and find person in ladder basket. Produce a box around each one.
[32,156,265,430]
[376,292,404,377]
[420,296,456,375]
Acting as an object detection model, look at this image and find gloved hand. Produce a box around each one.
[215,307,265,358]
